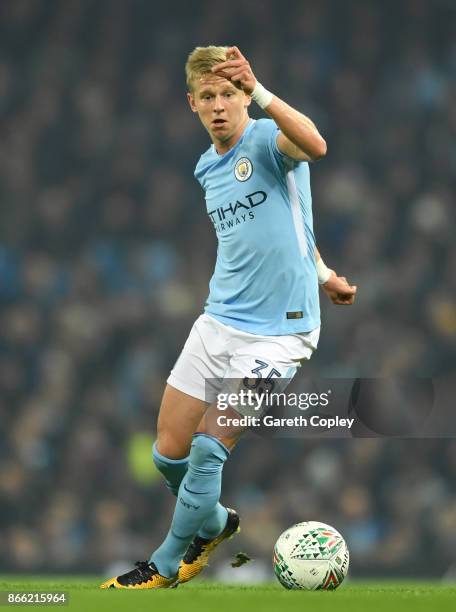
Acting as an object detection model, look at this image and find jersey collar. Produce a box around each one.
[212,119,256,159]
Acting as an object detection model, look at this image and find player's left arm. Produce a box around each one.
[315,247,357,306]
[212,46,326,162]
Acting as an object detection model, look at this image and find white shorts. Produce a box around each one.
[167,313,320,403]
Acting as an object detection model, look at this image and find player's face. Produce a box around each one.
[188,75,251,153]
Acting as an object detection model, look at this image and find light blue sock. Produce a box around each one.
[152,442,228,539]
[150,434,229,577]
[152,443,188,496]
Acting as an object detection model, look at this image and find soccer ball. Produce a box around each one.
[273,521,349,590]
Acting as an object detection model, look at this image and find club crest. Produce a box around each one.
[234,157,253,182]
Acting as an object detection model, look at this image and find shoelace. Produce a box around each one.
[124,561,156,584]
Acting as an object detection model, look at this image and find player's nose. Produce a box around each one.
[214,94,225,111]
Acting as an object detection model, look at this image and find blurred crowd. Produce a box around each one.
[0,0,455,577]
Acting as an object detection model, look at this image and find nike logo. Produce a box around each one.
[184,484,208,495]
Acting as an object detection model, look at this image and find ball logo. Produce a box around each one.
[234,157,253,182]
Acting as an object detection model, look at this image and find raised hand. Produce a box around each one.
[211,46,257,95]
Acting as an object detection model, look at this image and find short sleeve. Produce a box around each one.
[256,119,300,174]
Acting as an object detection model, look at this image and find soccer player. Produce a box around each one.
[101,45,356,589]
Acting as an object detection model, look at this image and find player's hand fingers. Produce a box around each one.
[230,71,251,82]
[212,59,245,72]
[212,69,233,80]
[213,66,250,82]
[339,285,356,295]
[331,290,356,304]
[213,69,241,83]
[342,294,355,304]
[227,46,245,60]
[215,65,248,77]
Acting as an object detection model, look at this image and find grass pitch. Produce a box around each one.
[1,577,455,612]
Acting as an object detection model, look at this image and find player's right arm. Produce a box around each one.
[212,46,326,162]
[266,98,326,162]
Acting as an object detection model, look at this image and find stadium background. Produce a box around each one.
[0,0,455,580]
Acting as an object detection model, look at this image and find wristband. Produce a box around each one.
[251,82,273,109]
[316,258,332,284]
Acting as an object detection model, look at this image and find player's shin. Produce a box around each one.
[150,434,229,578]
[152,441,229,539]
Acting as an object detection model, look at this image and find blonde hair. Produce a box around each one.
[185,46,228,92]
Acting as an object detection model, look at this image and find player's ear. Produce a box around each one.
[244,92,252,109]
[187,92,198,113]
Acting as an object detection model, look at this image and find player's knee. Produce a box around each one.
[155,433,190,460]
[152,441,184,467]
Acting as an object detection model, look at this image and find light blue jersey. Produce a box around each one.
[195,118,320,335]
